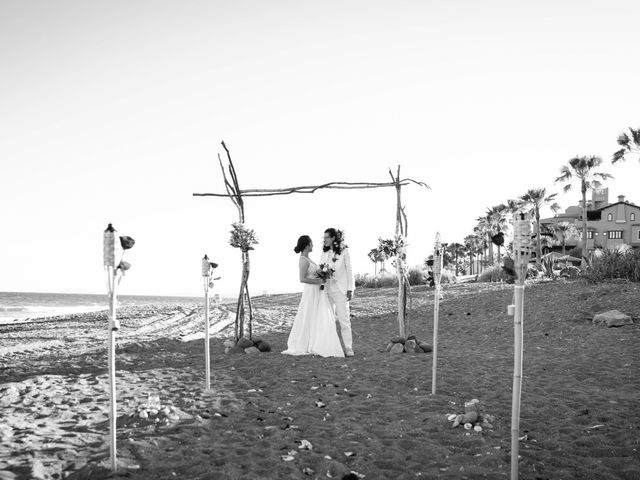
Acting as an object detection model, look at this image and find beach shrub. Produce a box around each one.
[567,246,582,259]
[354,273,397,288]
[581,247,640,282]
[440,270,457,284]
[560,266,580,279]
[477,265,510,283]
[407,266,427,286]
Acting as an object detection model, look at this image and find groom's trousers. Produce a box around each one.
[326,282,352,351]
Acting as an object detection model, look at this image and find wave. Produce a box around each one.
[0,305,108,320]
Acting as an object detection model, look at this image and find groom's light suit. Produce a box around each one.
[320,246,355,352]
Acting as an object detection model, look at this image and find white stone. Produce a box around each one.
[593,310,633,327]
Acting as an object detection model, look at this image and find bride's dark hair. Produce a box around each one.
[294,235,312,254]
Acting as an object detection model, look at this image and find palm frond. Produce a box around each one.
[617,132,631,146]
[612,148,627,163]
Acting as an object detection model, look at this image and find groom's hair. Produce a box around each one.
[324,228,337,238]
[323,228,346,254]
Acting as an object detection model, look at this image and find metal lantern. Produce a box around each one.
[433,232,443,279]
[513,215,532,284]
[202,254,211,278]
[103,224,116,268]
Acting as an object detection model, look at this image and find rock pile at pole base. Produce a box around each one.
[386,335,432,354]
[225,337,272,354]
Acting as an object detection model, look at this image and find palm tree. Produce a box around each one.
[555,156,614,267]
[484,203,509,263]
[463,235,479,275]
[474,221,490,270]
[448,242,466,275]
[612,127,640,163]
[473,223,493,272]
[551,221,578,256]
[368,248,385,275]
[520,188,558,266]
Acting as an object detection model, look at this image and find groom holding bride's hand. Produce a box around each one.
[320,228,355,357]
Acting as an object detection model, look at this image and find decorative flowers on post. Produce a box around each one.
[229,223,259,251]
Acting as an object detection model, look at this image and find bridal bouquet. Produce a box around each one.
[317,263,335,290]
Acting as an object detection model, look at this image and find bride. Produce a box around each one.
[282,235,345,358]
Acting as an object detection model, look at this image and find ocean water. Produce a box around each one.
[0,291,210,321]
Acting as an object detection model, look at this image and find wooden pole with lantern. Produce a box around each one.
[202,255,212,390]
[201,255,219,390]
[510,214,532,480]
[431,232,443,395]
[102,224,135,473]
[103,224,119,473]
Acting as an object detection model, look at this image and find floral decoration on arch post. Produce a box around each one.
[229,222,259,251]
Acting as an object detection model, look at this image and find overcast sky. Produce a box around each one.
[1,0,638,297]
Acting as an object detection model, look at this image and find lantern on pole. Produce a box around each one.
[202,255,212,390]
[431,232,443,395]
[103,224,118,472]
[102,223,135,473]
[202,255,219,391]
[510,214,531,480]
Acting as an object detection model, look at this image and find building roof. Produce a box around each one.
[596,200,640,212]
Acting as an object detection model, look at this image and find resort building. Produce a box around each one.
[540,188,640,253]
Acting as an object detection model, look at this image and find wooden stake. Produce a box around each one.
[107,269,117,472]
[431,233,442,395]
[204,282,211,390]
[511,284,524,479]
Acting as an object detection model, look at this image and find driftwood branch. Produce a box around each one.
[221,141,244,222]
[218,153,240,212]
[193,179,429,198]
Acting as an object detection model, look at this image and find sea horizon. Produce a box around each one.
[0,290,237,321]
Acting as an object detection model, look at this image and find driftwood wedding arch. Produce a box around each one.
[193,141,429,339]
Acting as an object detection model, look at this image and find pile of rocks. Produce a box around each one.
[125,403,182,428]
[447,398,494,433]
[386,335,432,354]
[224,337,272,354]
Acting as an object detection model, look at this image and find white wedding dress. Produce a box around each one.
[282,258,345,358]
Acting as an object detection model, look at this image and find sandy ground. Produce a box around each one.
[1,280,639,480]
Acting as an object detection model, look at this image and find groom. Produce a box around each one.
[320,228,355,357]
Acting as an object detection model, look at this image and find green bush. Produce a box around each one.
[477,265,510,283]
[355,266,431,288]
[582,247,640,282]
[354,272,398,288]
[407,267,427,286]
[440,270,457,284]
